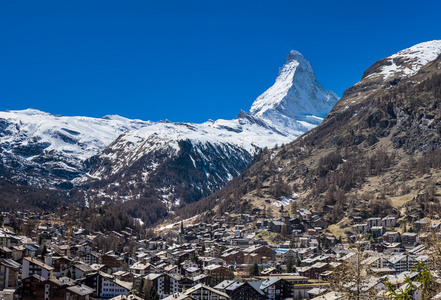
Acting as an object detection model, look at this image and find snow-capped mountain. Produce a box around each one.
[250,50,339,134]
[0,50,339,223]
[0,109,150,186]
[77,114,296,210]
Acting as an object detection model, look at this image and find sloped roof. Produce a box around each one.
[185,283,229,298]
[213,280,235,290]
[259,277,282,290]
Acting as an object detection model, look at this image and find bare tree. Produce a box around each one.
[327,236,377,300]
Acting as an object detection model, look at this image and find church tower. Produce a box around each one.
[178,221,185,245]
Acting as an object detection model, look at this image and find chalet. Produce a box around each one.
[382,216,397,228]
[385,254,410,273]
[49,256,72,278]
[101,252,124,272]
[146,273,180,299]
[183,266,201,278]
[20,275,45,300]
[261,267,280,276]
[113,271,134,282]
[308,262,330,279]
[23,245,38,257]
[0,232,11,248]
[214,280,235,291]
[71,262,95,279]
[199,257,225,267]
[243,245,276,261]
[221,251,244,265]
[253,277,292,300]
[382,232,400,243]
[34,278,66,300]
[0,246,13,259]
[11,245,25,261]
[82,251,101,265]
[22,276,94,300]
[204,265,231,282]
[268,221,285,233]
[164,264,179,274]
[401,233,418,247]
[63,284,95,300]
[129,262,156,275]
[414,220,429,232]
[275,249,297,262]
[184,283,230,300]
[178,276,198,293]
[224,281,265,300]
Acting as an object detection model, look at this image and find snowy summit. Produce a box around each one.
[250,50,339,135]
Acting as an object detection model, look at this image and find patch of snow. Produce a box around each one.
[157,215,199,231]
[367,40,441,82]
[271,194,299,207]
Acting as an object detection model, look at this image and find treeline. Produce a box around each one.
[117,197,168,228]
[0,179,66,212]
[61,205,144,235]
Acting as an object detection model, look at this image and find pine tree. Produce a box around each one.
[229,270,235,280]
[323,239,329,250]
[286,258,293,273]
[148,286,159,300]
[41,245,48,258]
[249,263,259,277]
[143,278,153,299]
[137,278,144,297]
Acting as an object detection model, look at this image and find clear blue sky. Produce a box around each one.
[1,1,440,123]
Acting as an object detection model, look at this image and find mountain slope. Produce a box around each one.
[178,40,441,225]
[0,109,150,187]
[332,40,441,114]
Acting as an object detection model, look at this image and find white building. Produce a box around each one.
[22,257,54,280]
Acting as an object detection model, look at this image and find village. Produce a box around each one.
[0,208,439,300]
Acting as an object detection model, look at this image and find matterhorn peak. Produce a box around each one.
[249,50,339,136]
[285,50,309,65]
